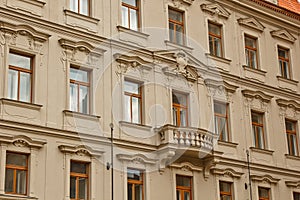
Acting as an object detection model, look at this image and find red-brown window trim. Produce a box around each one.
[278,46,291,79]
[172,92,188,127]
[71,0,91,16]
[127,168,144,200]
[208,21,223,57]
[285,119,299,156]
[258,187,270,200]
[176,175,192,200]
[70,160,89,200]
[244,34,258,69]
[122,0,140,29]
[219,181,233,200]
[168,7,185,45]
[214,101,229,141]
[251,111,265,149]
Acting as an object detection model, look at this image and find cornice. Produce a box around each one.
[285,180,300,188]
[242,89,273,102]
[211,167,244,178]
[270,29,296,43]
[170,162,203,172]
[250,174,280,184]
[200,2,231,19]
[204,79,238,93]
[117,153,157,165]
[276,99,300,111]
[0,133,46,149]
[58,144,103,157]
[238,17,265,32]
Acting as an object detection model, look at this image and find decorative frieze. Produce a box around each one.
[270,29,296,43]
[238,17,265,32]
[200,3,230,19]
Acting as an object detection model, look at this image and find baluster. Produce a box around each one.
[190,132,195,146]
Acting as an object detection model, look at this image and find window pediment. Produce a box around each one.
[242,89,273,103]
[0,134,46,149]
[238,17,265,32]
[58,144,103,157]
[117,153,157,165]
[200,3,230,19]
[172,0,194,6]
[270,29,296,43]
[59,39,105,56]
[285,180,300,188]
[211,167,243,178]
[170,162,202,172]
[276,99,300,111]
[204,79,238,94]
[250,174,280,184]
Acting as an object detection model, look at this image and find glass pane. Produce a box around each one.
[132,97,141,124]
[220,182,231,192]
[259,188,269,198]
[130,9,138,30]
[123,0,137,6]
[16,170,26,194]
[124,95,131,122]
[128,183,133,200]
[257,127,264,149]
[184,191,190,200]
[180,108,187,127]
[176,25,183,45]
[283,61,290,79]
[122,7,129,28]
[286,121,295,131]
[245,37,256,48]
[71,162,87,174]
[291,134,298,156]
[135,184,143,200]
[214,38,221,57]
[80,0,88,15]
[70,176,76,198]
[221,196,231,200]
[70,83,78,112]
[278,48,287,58]
[19,72,31,102]
[169,9,182,22]
[70,0,78,12]
[209,36,214,55]
[5,169,14,193]
[125,81,139,94]
[9,53,31,70]
[8,69,18,100]
[214,103,226,115]
[169,23,175,42]
[6,153,27,166]
[176,190,181,200]
[251,112,262,124]
[127,169,142,181]
[70,68,88,83]
[176,176,191,187]
[250,51,257,68]
[173,108,178,126]
[209,23,221,35]
[172,93,187,106]
[79,85,89,114]
[79,177,88,199]
[294,192,300,200]
[220,118,228,141]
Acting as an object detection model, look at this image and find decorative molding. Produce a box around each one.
[211,168,244,178]
[205,79,238,94]
[171,162,202,172]
[172,0,194,6]
[58,144,103,157]
[200,3,230,19]
[0,134,46,149]
[250,174,280,184]
[285,180,300,188]
[157,148,176,173]
[242,89,273,103]
[63,110,100,121]
[276,99,300,111]
[0,98,42,110]
[270,29,296,43]
[238,17,265,32]
[117,153,157,165]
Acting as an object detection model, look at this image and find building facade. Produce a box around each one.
[0,0,300,199]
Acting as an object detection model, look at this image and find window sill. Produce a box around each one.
[64,9,100,32]
[6,0,46,17]
[277,76,299,85]
[0,98,42,110]
[63,110,100,121]
[165,40,193,53]
[116,26,149,47]
[218,140,238,148]
[205,53,231,64]
[277,76,298,91]
[119,121,152,131]
[243,65,267,75]
[0,194,37,200]
[250,147,274,155]
[117,26,149,39]
[243,65,266,83]
[285,154,300,161]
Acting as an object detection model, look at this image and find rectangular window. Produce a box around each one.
[258,187,270,200]
[278,47,291,79]
[285,120,299,156]
[127,169,144,200]
[169,8,185,45]
[214,101,229,142]
[5,152,28,195]
[70,0,90,16]
[8,52,33,103]
[70,161,89,200]
[219,181,232,200]
[176,175,192,200]
[245,35,258,69]
[172,92,188,127]
[294,192,300,200]
[124,80,142,124]
[208,22,223,57]
[251,112,265,149]
[70,66,90,114]
[122,0,139,30]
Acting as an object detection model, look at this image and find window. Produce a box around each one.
[127,169,144,200]
[172,92,188,127]
[219,181,232,200]
[124,80,142,124]
[70,0,90,16]
[251,112,265,149]
[214,101,229,142]
[5,152,28,195]
[169,8,185,45]
[176,175,192,200]
[8,52,33,103]
[258,187,270,200]
[278,47,291,79]
[208,22,222,57]
[245,35,258,69]
[294,192,300,200]
[122,0,140,30]
[70,161,89,200]
[70,66,90,114]
[285,120,299,156]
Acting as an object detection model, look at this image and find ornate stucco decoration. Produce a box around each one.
[200,3,230,19]
[117,153,157,165]
[276,98,300,120]
[285,180,300,188]
[0,134,46,149]
[270,29,296,43]
[157,148,176,173]
[242,89,273,114]
[238,17,265,32]
[58,144,103,157]
[171,162,202,172]
[204,79,238,101]
[211,168,244,178]
[172,0,194,6]
[242,90,273,103]
[250,174,280,184]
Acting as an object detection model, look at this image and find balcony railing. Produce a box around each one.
[156,124,215,150]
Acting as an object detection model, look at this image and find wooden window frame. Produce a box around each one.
[285,119,299,156]
[176,175,192,200]
[127,169,144,200]
[70,161,89,200]
[219,181,233,200]
[251,111,265,149]
[124,80,142,124]
[168,7,185,45]
[71,0,91,16]
[258,187,270,200]
[70,66,90,114]
[122,0,140,29]
[208,22,223,57]
[245,35,258,69]
[278,46,291,79]
[214,101,229,141]
[5,152,28,195]
[172,92,188,127]
[8,52,33,103]
[294,192,300,200]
